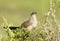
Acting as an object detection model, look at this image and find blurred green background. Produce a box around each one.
[0,0,60,41]
[0,0,60,26]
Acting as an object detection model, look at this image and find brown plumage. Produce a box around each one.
[21,20,31,28]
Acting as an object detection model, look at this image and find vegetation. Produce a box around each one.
[0,9,60,41]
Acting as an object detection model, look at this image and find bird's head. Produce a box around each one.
[31,12,37,16]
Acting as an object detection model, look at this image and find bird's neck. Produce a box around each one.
[30,14,37,21]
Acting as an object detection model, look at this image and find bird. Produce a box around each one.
[21,12,37,31]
